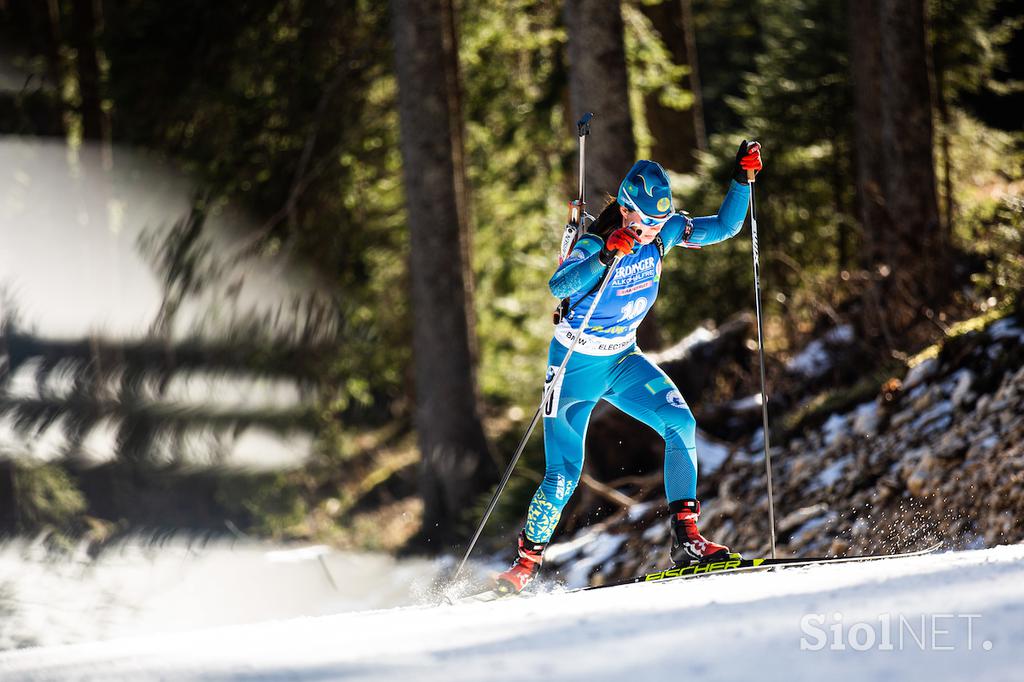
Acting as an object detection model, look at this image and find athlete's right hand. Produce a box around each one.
[600,226,638,264]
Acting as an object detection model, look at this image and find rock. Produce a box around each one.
[850,517,871,537]
[828,538,851,556]
[988,317,1024,342]
[966,436,997,461]
[912,400,953,433]
[902,448,935,496]
[778,503,830,534]
[950,369,975,407]
[903,357,938,391]
[987,398,1009,414]
[816,457,849,490]
[911,386,941,412]
[899,446,928,475]
[788,453,816,480]
[822,413,850,447]
[890,407,917,429]
[934,430,968,460]
[851,401,880,437]
[906,466,930,497]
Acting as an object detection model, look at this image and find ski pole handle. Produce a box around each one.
[747,169,756,184]
[577,112,593,138]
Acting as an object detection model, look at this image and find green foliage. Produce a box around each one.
[11,463,87,532]
[930,0,1024,99]
[689,0,764,135]
[215,472,310,539]
[103,0,410,421]
[623,1,694,156]
[458,0,569,406]
[968,196,1024,311]
[658,0,854,341]
[948,111,1024,214]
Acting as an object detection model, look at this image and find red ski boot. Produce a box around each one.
[669,498,732,565]
[495,530,546,594]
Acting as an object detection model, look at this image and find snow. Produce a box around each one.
[826,325,855,344]
[850,401,880,437]
[912,399,954,436]
[786,510,839,546]
[816,457,848,489]
[730,393,763,412]
[822,413,849,446]
[0,536,445,651]
[626,501,656,523]
[695,430,731,475]
[545,528,627,588]
[786,325,854,378]
[3,545,1023,681]
[949,369,975,407]
[642,523,668,544]
[786,338,830,377]
[749,427,765,453]
[647,325,717,364]
[903,357,939,390]
[987,317,1024,342]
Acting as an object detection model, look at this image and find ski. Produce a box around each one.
[453,589,512,604]
[574,541,944,593]
[452,541,943,603]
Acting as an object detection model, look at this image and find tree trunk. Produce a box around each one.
[564,0,636,202]
[850,0,891,344]
[639,0,706,173]
[70,0,107,143]
[390,0,495,549]
[439,0,481,369]
[931,15,955,248]
[877,0,944,316]
[850,0,944,338]
[679,0,707,152]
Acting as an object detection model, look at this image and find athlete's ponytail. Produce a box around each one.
[588,198,622,241]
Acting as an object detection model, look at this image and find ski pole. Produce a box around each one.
[748,167,777,560]
[447,112,596,597]
[448,253,622,592]
[561,112,594,262]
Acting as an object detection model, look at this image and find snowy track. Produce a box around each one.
[2,544,1023,681]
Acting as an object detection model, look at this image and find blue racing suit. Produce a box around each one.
[525,180,750,544]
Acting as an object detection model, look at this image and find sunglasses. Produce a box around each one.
[622,196,672,228]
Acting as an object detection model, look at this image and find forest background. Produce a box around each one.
[0,0,1021,557]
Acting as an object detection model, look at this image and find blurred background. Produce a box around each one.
[0,0,1021,650]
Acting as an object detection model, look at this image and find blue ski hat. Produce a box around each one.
[617,160,674,219]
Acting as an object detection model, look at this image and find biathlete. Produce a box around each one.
[496,141,764,593]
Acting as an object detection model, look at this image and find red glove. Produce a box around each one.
[733,140,762,183]
[600,226,639,263]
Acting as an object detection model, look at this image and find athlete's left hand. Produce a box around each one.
[733,140,763,184]
[600,226,639,264]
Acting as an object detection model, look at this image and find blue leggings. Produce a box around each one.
[525,340,699,543]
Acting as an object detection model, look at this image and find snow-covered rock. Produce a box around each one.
[785,324,855,378]
[695,430,731,475]
[850,401,880,437]
[950,369,975,407]
[903,356,938,390]
[988,316,1024,342]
